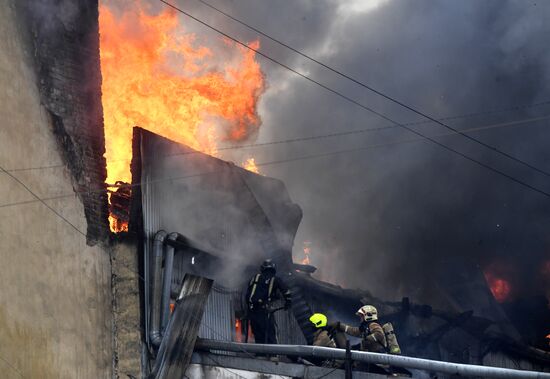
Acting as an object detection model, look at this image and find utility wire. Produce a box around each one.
[5,102,550,174]
[0,354,25,378]
[159,0,550,200]
[0,165,87,237]
[191,0,550,179]
[2,113,550,213]
[6,2,544,237]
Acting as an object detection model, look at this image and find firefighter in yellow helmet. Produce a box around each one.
[310,313,336,348]
[309,313,347,349]
[336,305,387,353]
[309,313,348,368]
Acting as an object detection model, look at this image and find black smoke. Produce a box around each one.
[168,0,550,328]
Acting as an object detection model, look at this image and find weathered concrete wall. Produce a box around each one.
[0,2,112,378]
[111,240,142,378]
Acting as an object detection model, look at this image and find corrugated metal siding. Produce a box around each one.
[272,299,307,345]
[141,138,162,346]
[199,285,238,341]
[137,129,304,347]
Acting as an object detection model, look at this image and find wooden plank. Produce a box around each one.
[149,274,213,379]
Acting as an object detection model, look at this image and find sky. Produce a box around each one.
[98,0,550,305]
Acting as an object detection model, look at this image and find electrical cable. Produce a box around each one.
[159,0,550,199]
[0,354,25,378]
[191,0,550,179]
[6,100,550,174]
[2,113,550,213]
[0,165,87,237]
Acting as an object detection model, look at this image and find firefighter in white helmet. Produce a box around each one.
[336,305,387,353]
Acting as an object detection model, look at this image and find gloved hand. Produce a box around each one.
[328,321,341,331]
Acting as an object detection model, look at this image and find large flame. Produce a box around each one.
[99,1,264,231]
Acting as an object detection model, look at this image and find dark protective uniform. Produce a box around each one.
[338,321,387,353]
[245,270,291,344]
[313,329,336,348]
[313,323,348,349]
[311,322,348,367]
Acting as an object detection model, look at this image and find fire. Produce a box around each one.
[484,270,511,303]
[242,157,260,174]
[235,319,242,342]
[109,212,127,233]
[301,241,312,265]
[99,1,265,231]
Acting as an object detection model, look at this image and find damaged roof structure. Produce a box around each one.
[127,128,550,378]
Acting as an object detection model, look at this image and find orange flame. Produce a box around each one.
[301,241,312,265]
[242,157,260,174]
[99,1,264,231]
[484,270,511,303]
[235,318,242,342]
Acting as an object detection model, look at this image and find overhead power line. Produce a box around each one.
[2,113,550,214]
[159,0,550,199]
[0,354,25,378]
[6,101,550,174]
[191,0,550,179]
[0,165,86,237]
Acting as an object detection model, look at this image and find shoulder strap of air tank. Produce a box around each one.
[248,274,261,303]
[267,276,276,301]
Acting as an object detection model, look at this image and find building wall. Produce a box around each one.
[0,2,112,378]
[111,240,142,379]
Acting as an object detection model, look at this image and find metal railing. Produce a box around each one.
[196,338,550,379]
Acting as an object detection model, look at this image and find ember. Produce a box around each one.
[99,0,264,232]
[242,157,260,174]
[484,270,511,303]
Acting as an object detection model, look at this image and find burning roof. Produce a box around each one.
[98,0,265,232]
[131,127,302,284]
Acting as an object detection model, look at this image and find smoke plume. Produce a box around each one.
[196,0,550,306]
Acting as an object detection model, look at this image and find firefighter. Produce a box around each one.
[337,305,387,353]
[310,313,337,348]
[309,313,348,367]
[245,259,291,344]
[309,313,347,349]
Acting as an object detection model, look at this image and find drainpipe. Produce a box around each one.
[160,232,179,332]
[150,230,168,347]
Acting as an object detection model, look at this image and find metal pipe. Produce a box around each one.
[150,230,168,347]
[160,232,179,332]
[195,339,550,379]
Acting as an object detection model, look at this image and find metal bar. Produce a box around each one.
[195,339,550,379]
[151,275,213,379]
[160,232,179,332]
[345,340,352,379]
[149,230,168,347]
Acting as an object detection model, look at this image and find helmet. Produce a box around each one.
[356,305,378,322]
[260,259,276,273]
[309,313,328,328]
